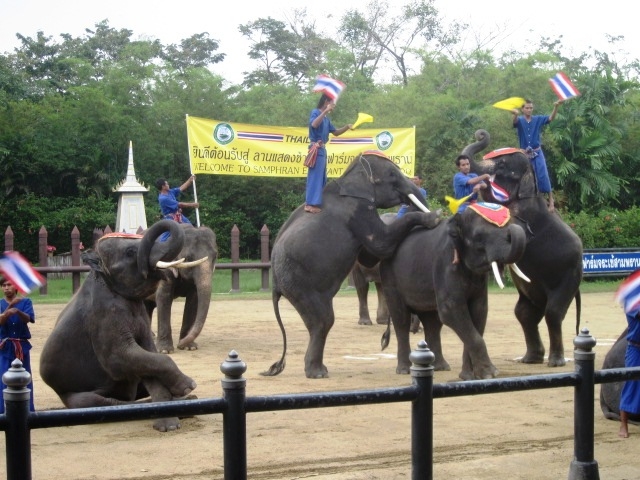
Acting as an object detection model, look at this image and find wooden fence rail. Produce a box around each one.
[2,224,272,295]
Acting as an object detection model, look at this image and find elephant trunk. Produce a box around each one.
[138,221,185,278]
[177,267,213,349]
[462,129,496,176]
[503,224,527,264]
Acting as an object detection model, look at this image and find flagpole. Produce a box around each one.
[185,114,201,227]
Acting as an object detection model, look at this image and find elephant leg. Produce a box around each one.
[293,295,334,378]
[385,293,413,374]
[352,268,373,325]
[456,298,497,380]
[418,311,450,371]
[178,290,199,351]
[410,314,421,334]
[374,282,389,325]
[514,294,546,364]
[543,292,574,367]
[155,284,175,354]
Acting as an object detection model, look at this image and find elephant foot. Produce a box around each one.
[547,353,566,367]
[519,351,545,364]
[376,317,389,325]
[305,364,329,379]
[153,417,181,432]
[170,376,197,398]
[459,363,498,380]
[433,359,451,371]
[158,346,175,354]
[358,318,373,326]
[396,363,411,375]
[178,341,199,351]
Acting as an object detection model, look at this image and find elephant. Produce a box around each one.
[263,150,441,379]
[351,212,420,333]
[145,224,218,354]
[40,220,202,432]
[461,129,583,367]
[379,203,527,379]
[600,328,640,424]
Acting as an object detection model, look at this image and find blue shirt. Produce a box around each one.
[453,172,479,213]
[397,187,427,218]
[513,115,551,149]
[0,297,34,360]
[309,108,336,144]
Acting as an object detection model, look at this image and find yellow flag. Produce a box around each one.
[445,194,473,215]
[351,112,374,129]
[492,97,526,111]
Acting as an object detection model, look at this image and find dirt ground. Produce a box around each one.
[1,289,638,479]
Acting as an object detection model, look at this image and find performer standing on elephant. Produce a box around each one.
[304,94,352,214]
[510,98,564,212]
[155,175,199,225]
[0,276,35,413]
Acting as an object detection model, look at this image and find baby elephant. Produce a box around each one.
[40,220,201,432]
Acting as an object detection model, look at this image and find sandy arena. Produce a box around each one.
[0,290,637,479]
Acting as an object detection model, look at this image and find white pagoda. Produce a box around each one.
[114,141,148,233]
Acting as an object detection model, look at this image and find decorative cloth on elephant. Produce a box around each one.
[482,147,522,160]
[468,202,511,227]
[99,233,144,241]
[361,150,392,161]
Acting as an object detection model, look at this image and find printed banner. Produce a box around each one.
[186,116,416,178]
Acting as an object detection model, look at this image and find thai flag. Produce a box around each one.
[0,251,46,294]
[549,72,580,100]
[615,270,640,316]
[312,74,345,101]
[489,177,510,203]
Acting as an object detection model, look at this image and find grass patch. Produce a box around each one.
[27,269,621,305]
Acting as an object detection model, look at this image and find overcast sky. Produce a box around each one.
[1,0,638,85]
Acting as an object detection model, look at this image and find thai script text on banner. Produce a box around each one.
[186,116,415,178]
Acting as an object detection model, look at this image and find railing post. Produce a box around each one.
[2,359,32,480]
[230,225,240,293]
[260,225,270,292]
[410,340,435,480]
[71,226,81,294]
[38,226,48,295]
[568,328,600,480]
[4,226,14,252]
[220,350,247,480]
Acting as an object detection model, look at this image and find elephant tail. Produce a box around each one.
[380,317,391,351]
[574,288,582,336]
[260,289,288,376]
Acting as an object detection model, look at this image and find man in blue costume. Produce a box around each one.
[453,155,489,213]
[304,94,352,213]
[510,98,564,212]
[155,175,199,224]
[0,276,36,412]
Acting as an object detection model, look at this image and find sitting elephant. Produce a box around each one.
[600,328,640,424]
[40,220,200,432]
[462,129,583,367]
[263,150,441,379]
[379,203,526,379]
[145,224,217,353]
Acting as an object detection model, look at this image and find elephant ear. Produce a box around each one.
[337,155,375,201]
[518,168,538,199]
[82,250,104,274]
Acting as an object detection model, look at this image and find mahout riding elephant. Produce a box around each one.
[379,203,527,379]
[40,220,202,432]
[461,129,583,367]
[145,224,217,353]
[600,328,640,424]
[263,151,441,378]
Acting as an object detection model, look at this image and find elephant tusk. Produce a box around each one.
[491,261,504,289]
[175,256,209,268]
[510,263,531,283]
[156,258,186,269]
[408,193,430,213]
